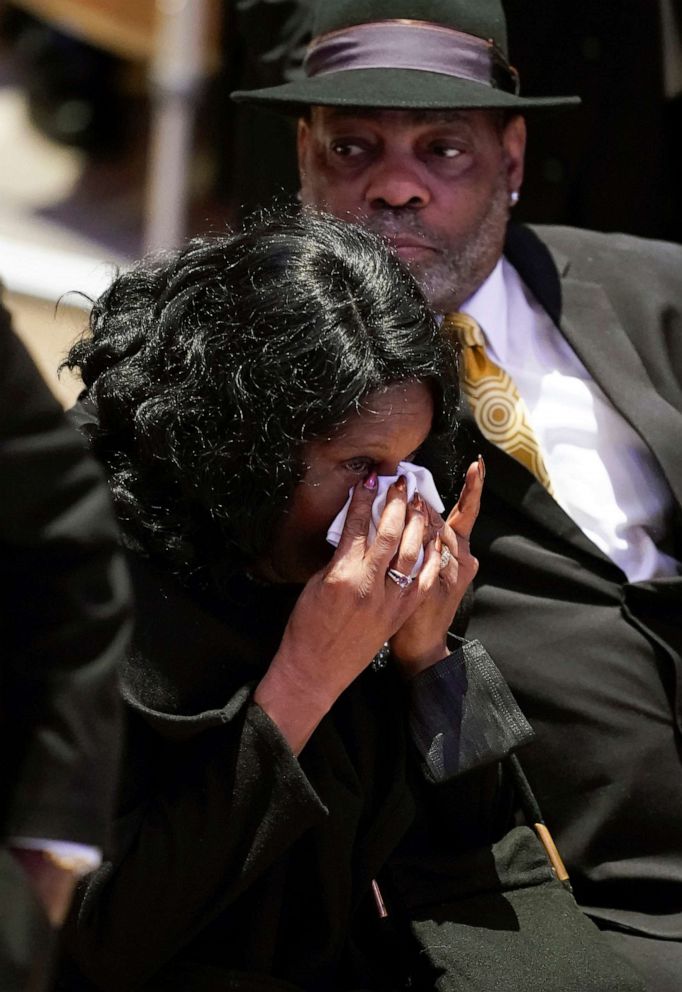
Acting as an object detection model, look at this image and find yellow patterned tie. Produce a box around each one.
[444,312,554,494]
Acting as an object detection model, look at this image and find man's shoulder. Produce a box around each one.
[524,224,682,273]
[505,224,682,303]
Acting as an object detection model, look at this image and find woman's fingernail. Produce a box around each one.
[395,475,407,492]
[477,454,486,481]
[412,492,424,512]
[435,533,443,553]
[363,471,378,491]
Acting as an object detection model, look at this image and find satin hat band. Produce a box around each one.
[304,20,520,95]
[231,0,580,113]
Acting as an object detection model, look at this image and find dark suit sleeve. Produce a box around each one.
[0,307,132,847]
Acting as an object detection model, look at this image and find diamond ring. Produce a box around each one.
[387,568,414,589]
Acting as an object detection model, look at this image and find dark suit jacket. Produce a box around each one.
[0,305,131,990]
[459,224,682,939]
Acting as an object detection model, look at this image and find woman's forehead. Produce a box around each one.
[360,381,433,416]
[324,382,434,447]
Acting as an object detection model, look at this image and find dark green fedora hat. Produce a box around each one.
[232,0,579,113]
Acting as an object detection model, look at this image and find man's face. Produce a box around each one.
[298,107,526,311]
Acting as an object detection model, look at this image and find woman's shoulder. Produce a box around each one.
[122,556,256,724]
[122,554,294,732]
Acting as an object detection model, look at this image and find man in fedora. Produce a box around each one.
[234,2,682,988]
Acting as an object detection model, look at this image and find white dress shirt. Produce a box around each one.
[9,837,101,875]
[460,259,679,583]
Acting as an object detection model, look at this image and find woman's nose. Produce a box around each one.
[377,460,404,478]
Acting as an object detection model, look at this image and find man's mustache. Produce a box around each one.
[360,212,443,250]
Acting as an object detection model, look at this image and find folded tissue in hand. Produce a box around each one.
[326,461,445,576]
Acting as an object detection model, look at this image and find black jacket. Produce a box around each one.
[0,307,131,991]
[460,224,682,938]
[60,551,645,991]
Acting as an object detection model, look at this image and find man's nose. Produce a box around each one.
[365,160,431,210]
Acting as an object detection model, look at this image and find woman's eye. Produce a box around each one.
[344,458,373,474]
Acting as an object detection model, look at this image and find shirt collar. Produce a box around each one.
[458,258,509,361]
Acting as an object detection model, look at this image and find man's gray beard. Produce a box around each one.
[363,175,510,313]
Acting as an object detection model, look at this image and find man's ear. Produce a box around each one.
[502,114,527,195]
[297,117,311,181]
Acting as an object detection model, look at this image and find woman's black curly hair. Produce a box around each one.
[64,211,460,588]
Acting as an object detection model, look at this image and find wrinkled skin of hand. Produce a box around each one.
[255,460,484,752]
[390,458,483,675]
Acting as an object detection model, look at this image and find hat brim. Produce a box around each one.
[232,68,579,114]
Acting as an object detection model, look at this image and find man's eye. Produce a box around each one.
[432,145,462,159]
[331,141,364,158]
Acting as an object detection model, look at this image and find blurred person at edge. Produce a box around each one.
[0,297,131,991]
[55,213,644,991]
[232,1,682,989]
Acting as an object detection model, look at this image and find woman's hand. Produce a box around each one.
[389,457,484,677]
[254,473,443,754]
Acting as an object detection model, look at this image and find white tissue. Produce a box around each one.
[326,461,444,576]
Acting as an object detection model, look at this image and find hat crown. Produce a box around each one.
[312,0,509,57]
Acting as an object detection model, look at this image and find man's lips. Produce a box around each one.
[365,225,440,257]
[392,239,438,260]
[395,241,435,262]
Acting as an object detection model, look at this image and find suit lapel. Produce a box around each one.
[506,226,682,512]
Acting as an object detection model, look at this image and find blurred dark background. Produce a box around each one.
[505,0,682,242]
